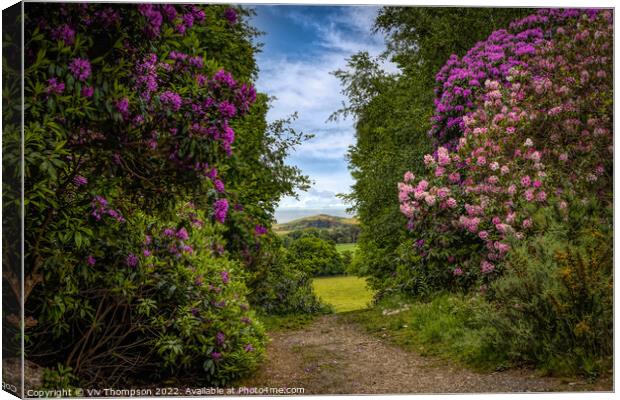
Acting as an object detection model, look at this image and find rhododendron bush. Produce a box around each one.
[397,9,612,292]
[14,2,306,387]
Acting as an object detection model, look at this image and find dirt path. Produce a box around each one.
[240,314,611,394]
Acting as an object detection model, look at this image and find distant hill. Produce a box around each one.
[274,214,358,233]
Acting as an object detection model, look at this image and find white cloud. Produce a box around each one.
[255,6,392,210]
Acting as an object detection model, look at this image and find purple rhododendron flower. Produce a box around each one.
[254,225,267,235]
[189,56,203,69]
[216,332,225,346]
[46,78,65,95]
[73,175,88,186]
[223,8,237,24]
[183,13,194,28]
[116,97,129,116]
[69,58,91,81]
[176,227,189,241]
[218,101,237,118]
[159,91,182,111]
[126,253,138,268]
[87,255,96,266]
[213,69,236,88]
[163,228,175,237]
[161,4,177,21]
[213,179,225,193]
[51,24,76,45]
[221,270,230,284]
[244,344,254,352]
[211,351,222,361]
[81,86,94,97]
[138,4,163,37]
[214,198,229,223]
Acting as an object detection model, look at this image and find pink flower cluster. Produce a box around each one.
[398,9,612,284]
[430,8,604,148]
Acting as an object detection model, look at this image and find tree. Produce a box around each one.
[287,237,345,277]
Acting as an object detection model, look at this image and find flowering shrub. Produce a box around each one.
[397,9,612,292]
[21,3,275,386]
[430,8,604,148]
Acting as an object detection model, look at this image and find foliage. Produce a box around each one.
[333,8,530,293]
[398,9,613,292]
[286,236,345,277]
[18,3,309,387]
[244,235,326,316]
[488,203,613,377]
[340,250,354,274]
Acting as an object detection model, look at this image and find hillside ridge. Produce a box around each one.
[274,214,358,232]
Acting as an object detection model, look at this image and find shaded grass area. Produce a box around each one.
[258,313,322,332]
[335,243,357,254]
[312,276,374,313]
[342,293,508,372]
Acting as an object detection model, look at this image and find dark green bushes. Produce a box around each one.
[286,236,346,276]
[244,236,325,316]
[488,203,613,377]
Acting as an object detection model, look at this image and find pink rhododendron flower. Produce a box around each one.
[520,175,531,187]
[480,260,495,274]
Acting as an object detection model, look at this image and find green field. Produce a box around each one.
[335,243,357,254]
[312,276,374,313]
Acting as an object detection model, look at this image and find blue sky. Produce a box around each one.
[249,5,391,214]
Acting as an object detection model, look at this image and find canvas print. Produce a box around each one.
[1,1,614,397]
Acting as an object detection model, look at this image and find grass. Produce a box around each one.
[342,293,507,371]
[312,275,374,313]
[258,313,320,332]
[335,243,357,254]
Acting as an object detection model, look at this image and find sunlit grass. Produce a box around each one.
[335,243,357,254]
[312,275,373,312]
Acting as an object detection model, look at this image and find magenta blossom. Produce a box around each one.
[51,24,76,45]
[176,227,189,241]
[223,8,237,24]
[126,253,138,268]
[116,97,129,116]
[81,86,94,98]
[221,270,230,284]
[87,255,96,266]
[73,175,88,186]
[216,332,225,346]
[159,91,182,111]
[69,58,92,81]
[46,78,65,95]
[214,198,229,223]
[163,228,175,237]
[254,225,268,235]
